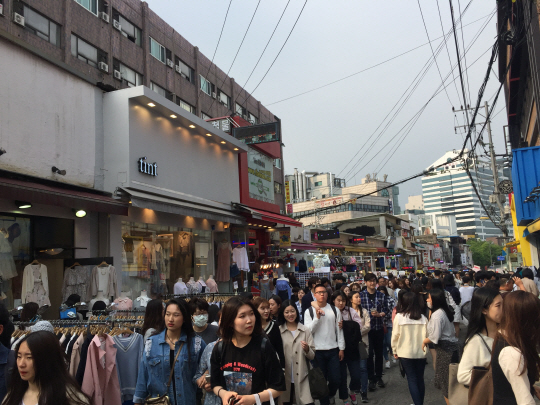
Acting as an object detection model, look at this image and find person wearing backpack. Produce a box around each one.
[304,284,345,405]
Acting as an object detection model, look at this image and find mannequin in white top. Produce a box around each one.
[198,276,206,286]
[189,276,195,282]
[135,290,151,307]
[279,274,287,279]
[174,278,188,295]
[89,291,110,309]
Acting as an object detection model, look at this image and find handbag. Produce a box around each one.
[467,335,493,405]
[145,342,184,405]
[448,363,468,405]
[398,359,406,378]
[306,358,329,400]
[358,341,368,360]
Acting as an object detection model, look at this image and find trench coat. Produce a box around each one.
[279,323,316,405]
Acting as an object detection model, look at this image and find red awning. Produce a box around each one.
[313,242,345,249]
[239,206,303,227]
[377,248,388,252]
[290,243,318,250]
[0,176,128,215]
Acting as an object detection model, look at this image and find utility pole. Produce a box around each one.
[485,101,508,238]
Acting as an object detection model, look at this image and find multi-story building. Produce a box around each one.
[285,170,346,202]
[422,150,508,239]
[404,195,425,214]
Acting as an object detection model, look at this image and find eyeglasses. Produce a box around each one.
[314,291,327,295]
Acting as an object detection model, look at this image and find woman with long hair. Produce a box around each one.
[349,291,371,351]
[278,299,315,405]
[431,278,461,337]
[253,297,285,368]
[141,299,164,341]
[332,291,367,404]
[134,299,206,405]
[20,302,39,323]
[392,292,428,405]
[422,289,459,405]
[491,291,540,404]
[211,297,285,405]
[268,295,282,320]
[377,286,396,370]
[457,288,502,386]
[3,331,90,405]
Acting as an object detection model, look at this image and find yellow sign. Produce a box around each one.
[285,181,291,203]
[279,230,291,247]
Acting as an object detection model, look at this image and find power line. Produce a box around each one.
[207,0,262,112]
[196,0,234,106]
[457,0,473,106]
[436,0,462,101]
[266,12,490,107]
[239,0,308,108]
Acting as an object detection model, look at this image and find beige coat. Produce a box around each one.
[352,307,371,346]
[279,323,316,405]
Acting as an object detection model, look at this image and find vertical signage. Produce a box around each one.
[285,181,291,203]
[247,148,274,204]
[279,230,291,247]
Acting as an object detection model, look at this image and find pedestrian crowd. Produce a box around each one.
[0,267,539,405]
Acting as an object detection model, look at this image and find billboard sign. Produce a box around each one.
[233,122,280,145]
[247,148,274,204]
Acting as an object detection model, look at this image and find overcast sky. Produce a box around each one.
[146,0,504,209]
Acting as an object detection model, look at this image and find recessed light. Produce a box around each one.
[170,114,177,118]
[74,209,87,218]
[234,148,239,151]
[147,103,156,107]
[221,141,226,144]
[206,133,212,137]
[189,125,196,128]
[16,201,32,209]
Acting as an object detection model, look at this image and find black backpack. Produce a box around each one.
[308,304,337,321]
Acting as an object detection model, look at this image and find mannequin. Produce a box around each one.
[279,274,287,279]
[197,276,207,293]
[260,274,272,299]
[187,276,201,294]
[275,273,291,301]
[135,290,151,308]
[115,289,133,310]
[89,291,110,310]
[205,274,218,293]
[174,278,188,295]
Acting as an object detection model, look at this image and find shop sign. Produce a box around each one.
[388,199,394,214]
[401,221,410,231]
[433,247,442,260]
[422,252,429,266]
[209,118,231,133]
[303,228,310,242]
[247,148,274,204]
[248,229,257,239]
[286,203,293,214]
[138,157,158,176]
[350,236,366,244]
[285,182,291,203]
[509,246,518,254]
[315,196,343,208]
[316,229,339,240]
[461,253,467,265]
[402,229,409,238]
[233,122,281,145]
[279,230,291,247]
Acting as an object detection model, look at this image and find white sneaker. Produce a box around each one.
[385,360,391,369]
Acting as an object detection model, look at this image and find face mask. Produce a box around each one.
[427,302,432,309]
[193,314,208,327]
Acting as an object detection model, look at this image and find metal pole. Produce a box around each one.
[485,101,507,237]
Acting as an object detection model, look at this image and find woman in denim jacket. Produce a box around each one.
[134,299,206,405]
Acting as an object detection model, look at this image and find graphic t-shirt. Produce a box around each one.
[210,335,285,404]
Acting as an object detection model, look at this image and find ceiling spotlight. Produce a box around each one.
[170,114,177,118]
[206,133,212,137]
[221,141,226,144]
[52,166,66,175]
[234,148,239,151]
[148,103,156,107]
[74,209,87,218]
[189,125,196,129]
[0,148,6,156]
[16,201,32,209]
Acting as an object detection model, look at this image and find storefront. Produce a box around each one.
[102,87,249,300]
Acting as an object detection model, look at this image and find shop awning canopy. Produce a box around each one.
[0,172,128,215]
[123,188,245,224]
[236,204,303,227]
[313,242,345,249]
[525,218,540,237]
[290,242,318,251]
[412,242,426,249]
[345,246,378,253]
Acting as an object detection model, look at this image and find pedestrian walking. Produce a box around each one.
[302,277,320,314]
[253,297,285,368]
[304,284,345,405]
[278,299,315,405]
[377,286,396,369]
[269,295,282,321]
[391,292,428,405]
[140,299,164,341]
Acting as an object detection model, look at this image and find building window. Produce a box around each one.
[149,37,165,63]
[176,98,195,114]
[314,181,322,187]
[248,112,258,125]
[21,5,60,46]
[71,35,105,68]
[150,82,173,101]
[235,103,246,117]
[218,90,231,109]
[274,182,283,194]
[200,75,214,96]
[113,59,142,87]
[201,112,212,120]
[74,0,97,15]
[176,58,194,83]
[274,158,282,169]
[112,11,141,46]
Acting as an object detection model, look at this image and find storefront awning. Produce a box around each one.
[236,205,303,227]
[412,242,426,249]
[313,242,345,249]
[345,247,378,253]
[377,248,388,253]
[290,243,318,251]
[0,174,128,215]
[525,218,540,236]
[124,188,245,224]
[506,240,520,247]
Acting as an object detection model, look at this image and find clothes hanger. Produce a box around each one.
[31,259,40,265]
[70,262,82,268]
[98,261,108,267]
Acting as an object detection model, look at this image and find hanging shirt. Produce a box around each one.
[113,333,144,402]
[232,247,249,272]
[174,281,188,295]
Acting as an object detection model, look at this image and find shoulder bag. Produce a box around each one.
[306,356,329,400]
[448,363,468,405]
[467,335,493,405]
[145,342,185,405]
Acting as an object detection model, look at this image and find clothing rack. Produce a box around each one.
[13,320,113,327]
[162,292,238,300]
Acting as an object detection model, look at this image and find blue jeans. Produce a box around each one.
[382,326,393,361]
[359,358,368,393]
[314,348,340,405]
[339,356,361,399]
[400,358,426,405]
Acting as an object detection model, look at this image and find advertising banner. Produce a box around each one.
[423,252,429,266]
[247,148,274,204]
[279,230,291,247]
[315,196,343,208]
[285,181,291,203]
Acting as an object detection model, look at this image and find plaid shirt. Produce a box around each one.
[359,290,390,331]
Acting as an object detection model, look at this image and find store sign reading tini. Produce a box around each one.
[138,157,158,176]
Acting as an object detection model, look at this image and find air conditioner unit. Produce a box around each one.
[0,4,3,15]
[175,65,181,74]
[166,59,174,68]
[13,12,25,26]
[98,62,109,72]
[112,20,121,31]
[212,92,217,99]
[113,70,122,80]
[100,12,109,23]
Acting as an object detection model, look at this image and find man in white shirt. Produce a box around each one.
[304,284,345,405]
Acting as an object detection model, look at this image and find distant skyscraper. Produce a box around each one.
[422,150,507,239]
